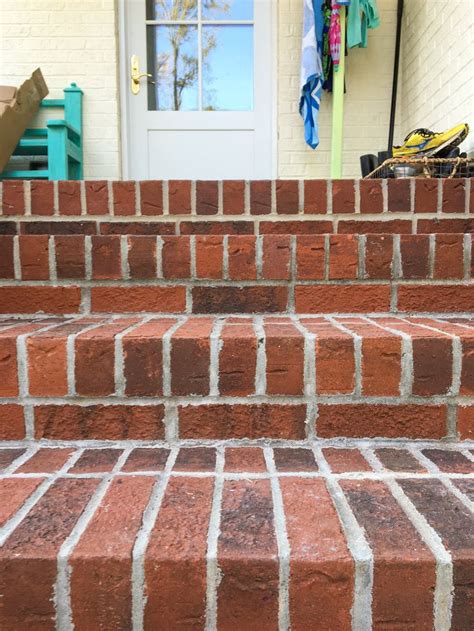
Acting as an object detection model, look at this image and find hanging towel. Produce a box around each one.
[329,1,351,72]
[347,0,380,48]
[300,0,325,149]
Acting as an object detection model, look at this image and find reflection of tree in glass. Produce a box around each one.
[154,0,229,110]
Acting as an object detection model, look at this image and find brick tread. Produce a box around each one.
[0,443,472,629]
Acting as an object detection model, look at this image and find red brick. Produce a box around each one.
[442,178,466,213]
[415,179,438,213]
[434,233,464,279]
[397,285,474,313]
[364,234,393,279]
[303,179,327,214]
[122,447,170,471]
[276,179,299,214]
[295,285,390,313]
[322,448,371,472]
[387,178,410,212]
[260,219,333,234]
[421,448,474,473]
[195,235,224,279]
[264,319,304,395]
[174,447,216,471]
[91,286,186,313]
[224,447,266,472]
[9,289,73,338]
[168,180,191,214]
[122,319,176,396]
[295,235,325,280]
[180,219,254,235]
[19,235,49,280]
[399,479,474,630]
[161,236,191,279]
[55,235,85,279]
[262,235,291,280]
[219,320,257,396]
[30,180,54,215]
[0,405,25,440]
[70,448,122,473]
[34,404,165,440]
[375,448,426,472]
[341,479,435,629]
[0,221,18,235]
[22,220,96,235]
[144,477,214,629]
[112,181,135,216]
[228,235,256,280]
[223,180,245,214]
[400,235,430,279]
[0,448,25,472]
[0,235,14,278]
[85,180,109,215]
[338,219,411,234]
[140,180,163,215]
[360,179,383,213]
[2,180,24,215]
[363,333,402,395]
[18,448,74,473]
[250,180,271,214]
[192,286,288,313]
[179,403,307,439]
[457,406,474,440]
[70,476,155,630]
[417,218,474,233]
[317,404,446,439]
[273,447,318,471]
[58,180,81,215]
[75,320,138,396]
[218,479,279,630]
[91,235,121,279]
[281,478,354,630]
[412,336,453,396]
[100,221,174,235]
[127,235,157,279]
[170,318,213,395]
[329,234,359,279]
[0,478,43,528]
[332,179,355,213]
[196,180,218,215]
[0,478,99,630]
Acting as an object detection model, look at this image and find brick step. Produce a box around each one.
[1,315,473,441]
[1,234,474,315]
[0,442,472,629]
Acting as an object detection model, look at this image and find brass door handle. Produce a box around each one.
[131,54,153,95]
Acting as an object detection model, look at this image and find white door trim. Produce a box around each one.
[117,0,278,180]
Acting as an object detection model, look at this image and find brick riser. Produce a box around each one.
[1,315,473,441]
[0,444,472,630]
[1,233,474,315]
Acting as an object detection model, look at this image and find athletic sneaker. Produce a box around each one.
[393,123,469,158]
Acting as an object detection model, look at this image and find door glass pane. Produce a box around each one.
[202,25,253,110]
[202,0,253,20]
[147,0,198,20]
[147,25,198,110]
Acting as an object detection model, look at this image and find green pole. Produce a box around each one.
[330,8,346,179]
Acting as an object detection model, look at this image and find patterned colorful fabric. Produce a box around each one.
[329,0,350,72]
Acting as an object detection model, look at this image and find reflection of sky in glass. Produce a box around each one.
[202,0,253,20]
[203,26,253,110]
[147,0,198,20]
[153,25,198,110]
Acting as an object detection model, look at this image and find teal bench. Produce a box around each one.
[0,83,83,180]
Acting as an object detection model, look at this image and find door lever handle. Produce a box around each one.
[130,54,152,95]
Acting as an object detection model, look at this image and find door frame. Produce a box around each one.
[117,0,278,180]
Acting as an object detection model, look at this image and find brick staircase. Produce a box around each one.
[0,178,473,630]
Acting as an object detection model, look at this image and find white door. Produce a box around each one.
[121,0,275,180]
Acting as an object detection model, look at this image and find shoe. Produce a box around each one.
[393,123,469,158]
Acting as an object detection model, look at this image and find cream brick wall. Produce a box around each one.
[401,0,474,156]
[0,0,121,179]
[278,0,401,178]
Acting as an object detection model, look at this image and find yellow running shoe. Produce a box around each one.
[393,123,469,158]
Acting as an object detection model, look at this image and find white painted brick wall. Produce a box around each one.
[0,0,121,179]
[278,0,401,178]
[401,0,474,156]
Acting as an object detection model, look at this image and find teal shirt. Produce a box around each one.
[347,0,380,48]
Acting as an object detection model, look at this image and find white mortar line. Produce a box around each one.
[1,444,40,476]
[209,317,225,397]
[190,235,197,279]
[24,181,31,216]
[120,235,130,280]
[13,235,21,280]
[191,180,196,215]
[156,235,163,278]
[244,181,250,215]
[255,235,264,280]
[254,315,266,396]
[84,235,92,281]
[79,181,86,216]
[67,319,111,396]
[222,235,229,280]
[428,234,436,279]
[162,180,169,215]
[107,181,114,216]
[53,181,59,216]
[131,447,178,631]
[217,180,223,216]
[328,316,361,397]
[298,179,304,214]
[135,181,141,216]
[264,448,290,631]
[49,236,57,281]
[115,317,151,397]
[162,317,187,397]
[205,447,225,631]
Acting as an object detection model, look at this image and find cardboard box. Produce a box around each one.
[0,68,49,173]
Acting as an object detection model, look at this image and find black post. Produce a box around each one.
[388,0,404,152]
